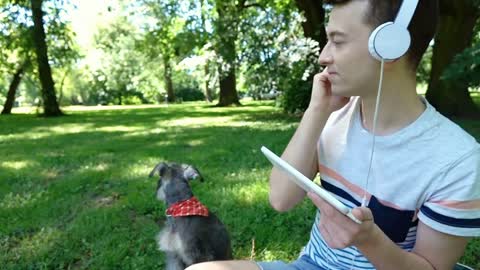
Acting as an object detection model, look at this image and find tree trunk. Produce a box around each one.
[295,0,327,46]
[426,0,480,118]
[57,69,70,105]
[30,0,62,116]
[216,63,240,106]
[1,65,25,115]
[204,61,212,102]
[118,91,122,105]
[217,65,240,106]
[163,56,175,103]
[215,1,241,107]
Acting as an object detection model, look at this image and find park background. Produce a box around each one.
[0,0,479,269]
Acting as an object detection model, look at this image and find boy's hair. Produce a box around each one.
[324,0,439,69]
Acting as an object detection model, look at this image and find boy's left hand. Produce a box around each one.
[307,192,379,249]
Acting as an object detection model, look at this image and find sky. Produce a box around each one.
[65,0,132,69]
[68,0,118,48]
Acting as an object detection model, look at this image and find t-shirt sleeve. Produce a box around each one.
[418,147,480,237]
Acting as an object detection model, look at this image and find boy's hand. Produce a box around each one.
[308,70,350,114]
[307,192,379,249]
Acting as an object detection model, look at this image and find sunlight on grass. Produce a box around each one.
[15,227,62,258]
[78,163,110,173]
[0,123,95,141]
[43,124,143,134]
[122,127,167,137]
[41,168,61,181]
[165,115,296,130]
[48,124,95,134]
[64,104,168,111]
[9,106,38,114]
[232,181,269,205]
[257,248,299,261]
[1,160,35,170]
[120,161,159,179]
[10,104,170,114]
[0,190,47,209]
[166,116,236,126]
[96,125,146,133]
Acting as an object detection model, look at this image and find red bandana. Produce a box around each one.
[166,197,209,217]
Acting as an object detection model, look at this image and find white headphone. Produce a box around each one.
[368,0,419,61]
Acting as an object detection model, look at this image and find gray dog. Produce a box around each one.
[149,162,233,270]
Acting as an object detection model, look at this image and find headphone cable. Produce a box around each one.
[361,59,385,207]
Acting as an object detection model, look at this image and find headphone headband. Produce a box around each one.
[394,0,419,28]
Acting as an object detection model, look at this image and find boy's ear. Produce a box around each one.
[181,164,203,182]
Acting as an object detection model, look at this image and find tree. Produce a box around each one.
[213,0,242,106]
[426,0,480,118]
[0,0,78,114]
[30,0,62,116]
[2,62,27,114]
[295,0,326,46]
[0,1,35,114]
[140,0,183,103]
[91,16,146,105]
[279,0,325,113]
[195,0,215,102]
[0,20,32,114]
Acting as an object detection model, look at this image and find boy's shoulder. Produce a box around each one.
[426,106,479,164]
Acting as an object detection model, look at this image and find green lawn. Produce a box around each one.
[0,101,479,269]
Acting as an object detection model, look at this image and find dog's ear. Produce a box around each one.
[181,164,203,182]
[149,162,168,178]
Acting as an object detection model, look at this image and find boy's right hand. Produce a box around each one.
[308,70,350,114]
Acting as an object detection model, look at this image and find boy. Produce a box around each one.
[187,0,480,269]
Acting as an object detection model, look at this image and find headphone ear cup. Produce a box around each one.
[368,22,411,61]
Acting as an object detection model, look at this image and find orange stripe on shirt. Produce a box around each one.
[318,163,371,201]
[318,163,405,211]
[429,199,480,210]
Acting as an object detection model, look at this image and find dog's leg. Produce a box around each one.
[180,245,215,267]
[157,229,183,253]
[165,252,185,270]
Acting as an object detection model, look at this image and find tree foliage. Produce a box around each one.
[0,0,79,115]
[1,0,479,118]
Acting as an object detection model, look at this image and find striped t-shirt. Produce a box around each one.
[303,96,480,269]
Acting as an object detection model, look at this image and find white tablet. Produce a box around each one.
[261,146,361,223]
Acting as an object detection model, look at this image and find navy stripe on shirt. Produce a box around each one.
[321,179,361,206]
[421,206,480,228]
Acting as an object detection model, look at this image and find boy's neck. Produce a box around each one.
[359,76,425,136]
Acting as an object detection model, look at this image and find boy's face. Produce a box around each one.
[319,0,380,97]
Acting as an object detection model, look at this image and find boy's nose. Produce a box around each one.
[318,43,333,66]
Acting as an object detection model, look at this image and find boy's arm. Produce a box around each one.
[308,193,470,270]
[360,220,469,270]
[268,107,328,212]
[411,221,470,270]
[269,71,349,212]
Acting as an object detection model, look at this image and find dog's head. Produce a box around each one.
[149,162,203,205]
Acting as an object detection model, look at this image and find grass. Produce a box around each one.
[0,101,479,269]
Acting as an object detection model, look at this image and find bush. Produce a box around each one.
[277,56,317,113]
[279,75,312,113]
[175,87,205,102]
[122,95,144,105]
